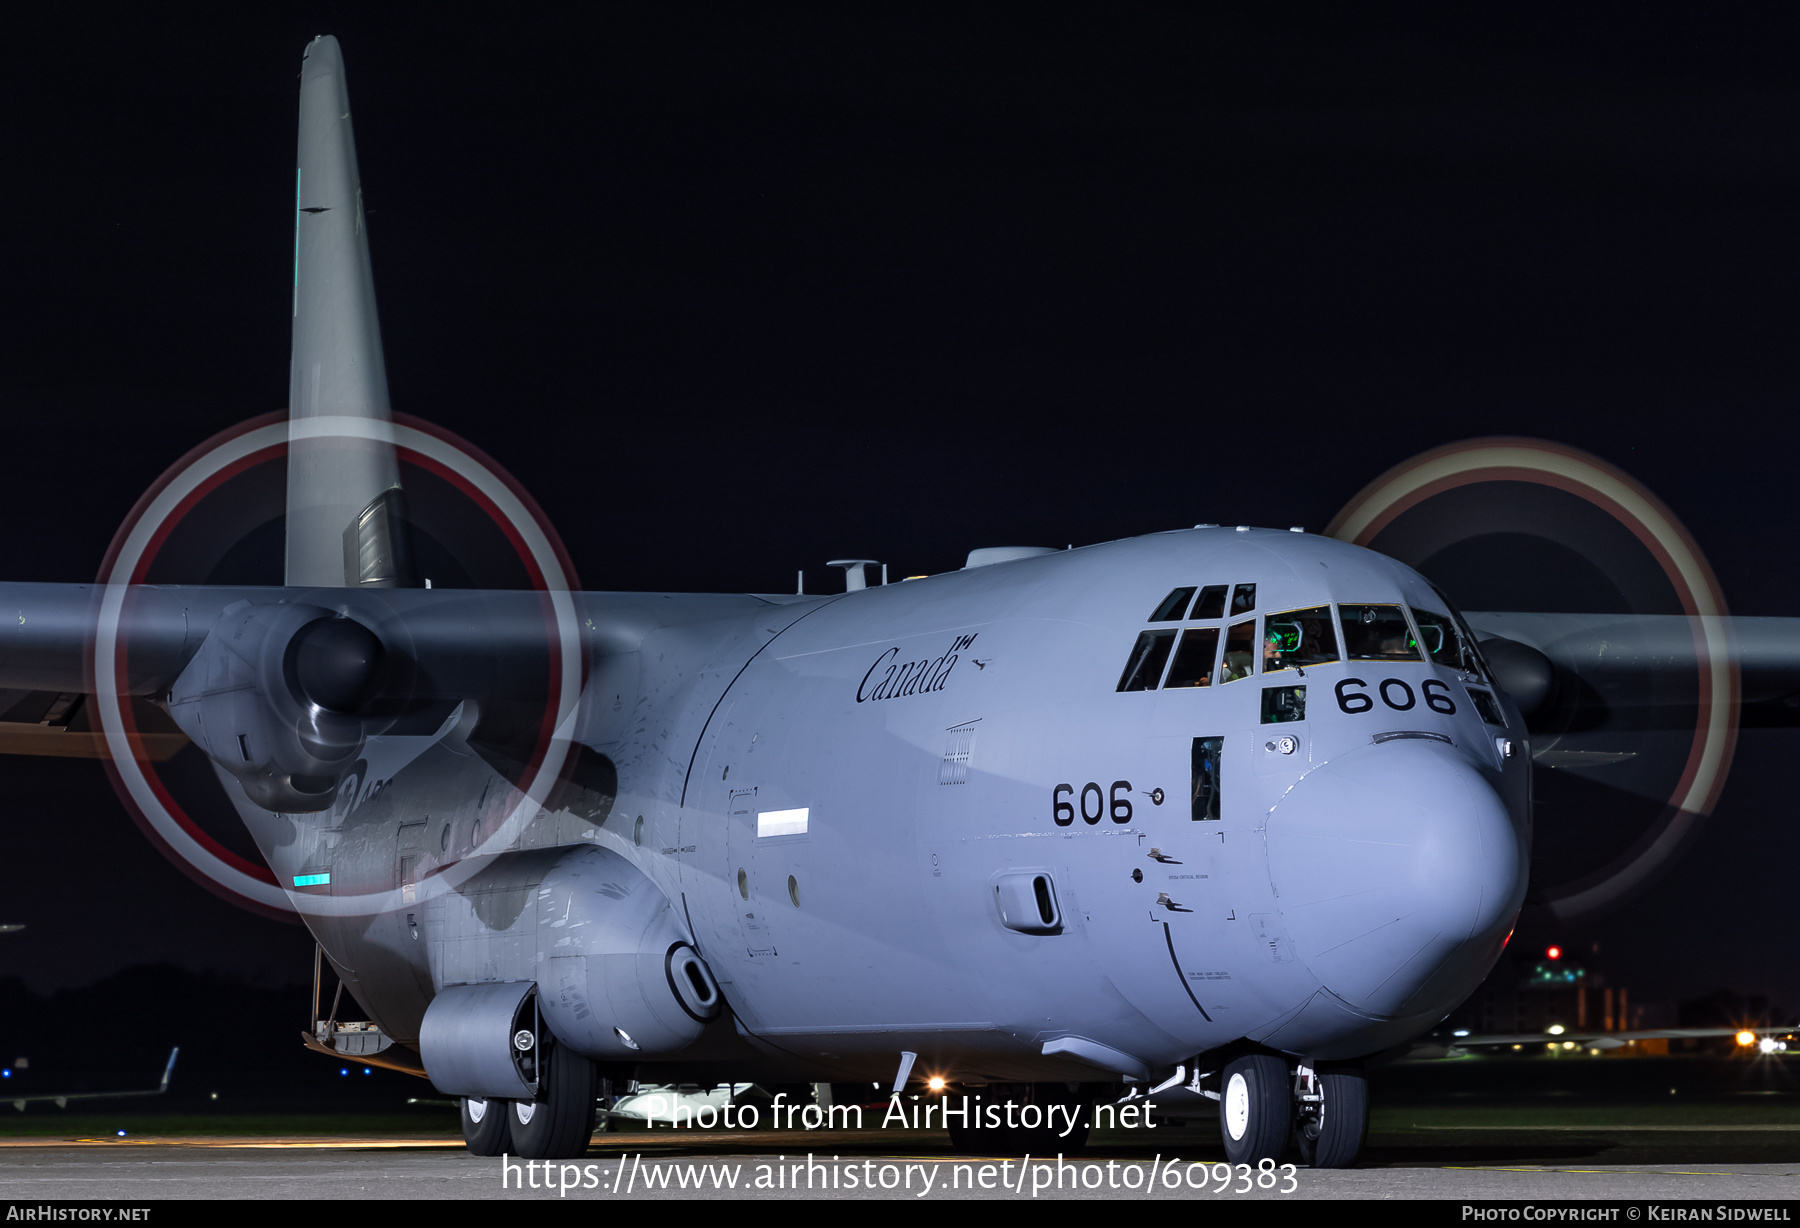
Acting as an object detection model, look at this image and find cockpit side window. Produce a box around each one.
[1229,583,1256,616]
[1149,587,1196,622]
[1221,619,1257,682]
[1339,605,1422,661]
[1427,584,1493,681]
[1262,606,1338,673]
[1116,630,1177,692]
[1191,585,1229,620]
[1410,607,1484,675]
[1164,627,1221,688]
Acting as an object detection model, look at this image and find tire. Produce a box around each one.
[1219,1055,1291,1164]
[508,1039,599,1160]
[461,1096,512,1156]
[1296,1072,1367,1169]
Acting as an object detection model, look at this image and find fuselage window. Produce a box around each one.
[1164,627,1221,688]
[1229,583,1256,616]
[1262,606,1339,673]
[1261,685,1306,724]
[1339,605,1422,661]
[1221,619,1257,682]
[1149,587,1197,622]
[1191,585,1229,620]
[1411,607,1483,675]
[1117,629,1177,692]
[1191,736,1223,821]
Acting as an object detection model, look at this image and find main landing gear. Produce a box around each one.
[1216,1055,1368,1168]
[461,1095,511,1156]
[460,1041,603,1160]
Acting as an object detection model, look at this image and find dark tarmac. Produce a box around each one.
[1,1056,1798,1200]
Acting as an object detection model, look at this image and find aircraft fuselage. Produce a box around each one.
[271,526,1530,1084]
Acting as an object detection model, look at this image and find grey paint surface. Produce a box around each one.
[286,35,401,588]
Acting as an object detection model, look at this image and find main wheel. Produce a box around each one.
[1219,1055,1291,1164]
[461,1096,512,1156]
[1296,1072,1368,1169]
[509,1039,599,1160]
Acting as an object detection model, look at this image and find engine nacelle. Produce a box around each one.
[165,601,384,812]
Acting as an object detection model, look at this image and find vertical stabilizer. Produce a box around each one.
[287,35,411,588]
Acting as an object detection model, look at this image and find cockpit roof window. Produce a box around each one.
[1263,606,1339,673]
[1149,587,1196,623]
[1230,584,1256,616]
[1190,585,1228,620]
[1339,604,1422,662]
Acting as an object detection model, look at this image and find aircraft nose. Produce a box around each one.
[1265,737,1525,1022]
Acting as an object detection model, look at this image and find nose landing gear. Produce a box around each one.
[1213,1055,1370,1168]
[1219,1054,1291,1164]
[1291,1063,1368,1169]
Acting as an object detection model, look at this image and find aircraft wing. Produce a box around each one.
[5,1047,178,1111]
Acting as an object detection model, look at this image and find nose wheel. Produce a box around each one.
[1219,1054,1291,1164]
[1292,1064,1368,1168]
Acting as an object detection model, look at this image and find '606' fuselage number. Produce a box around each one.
[1053,781,1133,826]
[1336,677,1456,715]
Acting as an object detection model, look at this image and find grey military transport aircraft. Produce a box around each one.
[3,37,1792,1170]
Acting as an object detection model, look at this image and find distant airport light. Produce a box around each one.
[339,1068,350,1077]
[927,1077,947,1092]
[1453,1030,1470,1037]
[1760,1037,1779,1054]
[1548,1025,1566,1035]
[757,808,809,838]
[1737,1031,1757,1047]
[363,1067,372,1075]
[1546,946,1562,960]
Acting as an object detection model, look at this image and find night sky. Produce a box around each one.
[3,8,1799,1019]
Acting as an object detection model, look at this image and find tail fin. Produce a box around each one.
[286,35,412,588]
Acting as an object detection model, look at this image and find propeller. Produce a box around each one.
[1328,437,1764,920]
